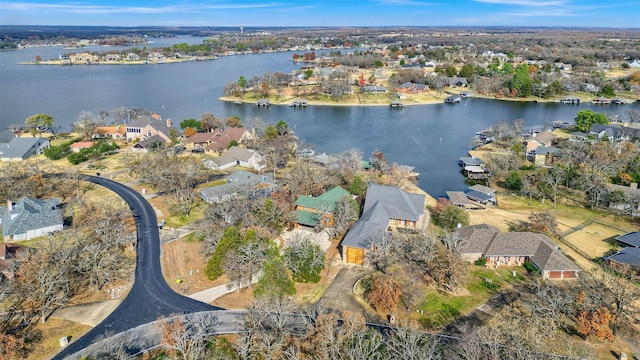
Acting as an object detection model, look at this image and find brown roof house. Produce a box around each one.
[456,225,581,280]
[183,127,252,153]
[341,184,426,265]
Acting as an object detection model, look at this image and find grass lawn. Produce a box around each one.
[416,265,529,329]
[26,318,91,360]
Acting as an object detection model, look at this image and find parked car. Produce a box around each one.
[191,148,204,153]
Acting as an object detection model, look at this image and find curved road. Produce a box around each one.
[53,176,219,359]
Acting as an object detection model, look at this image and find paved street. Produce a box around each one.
[52,176,220,359]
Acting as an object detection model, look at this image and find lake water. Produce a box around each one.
[1,36,639,197]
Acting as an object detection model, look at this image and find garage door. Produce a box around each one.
[346,247,364,265]
[548,271,562,279]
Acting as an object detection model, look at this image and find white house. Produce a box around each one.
[205,146,266,172]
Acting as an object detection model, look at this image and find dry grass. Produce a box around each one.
[160,237,221,295]
[563,223,626,258]
[26,318,91,360]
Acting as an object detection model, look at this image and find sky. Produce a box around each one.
[0,0,637,28]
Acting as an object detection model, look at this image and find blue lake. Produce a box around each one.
[1,37,638,197]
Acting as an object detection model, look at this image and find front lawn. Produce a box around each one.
[416,265,529,329]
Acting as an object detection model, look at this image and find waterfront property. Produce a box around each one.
[126,114,174,143]
[199,170,274,204]
[341,184,426,265]
[444,95,462,104]
[456,224,581,280]
[203,146,266,172]
[560,96,582,104]
[289,186,350,229]
[0,197,63,241]
[0,136,49,161]
[290,98,308,107]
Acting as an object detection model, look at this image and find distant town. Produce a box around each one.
[1,25,640,360]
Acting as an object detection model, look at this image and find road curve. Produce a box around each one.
[52,176,219,359]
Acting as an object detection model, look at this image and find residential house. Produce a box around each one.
[199,170,274,204]
[0,137,49,162]
[0,197,63,241]
[465,184,497,206]
[605,183,640,216]
[446,77,468,87]
[629,60,640,68]
[126,114,174,143]
[183,127,252,152]
[0,129,16,144]
[530,146,560,167]
[94,125,126,140]
[589,124,624,141]
[524,131,557,157]
[397,82,430,94]
[0,242,28,279]
[289,186,350,229]
[457,225,581,280]
[606,232,640,270]
[71,141,94,153]
[362,85,388,93]
[341,184,426,265]
[204,146,266,172]
[132,135,167,153]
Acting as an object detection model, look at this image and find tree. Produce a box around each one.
[180,118,201,131]
[183,127,196,137]
[599,84,615,97]
[205,226,243,280]
[25,113,54,137]
[0,333,25,360]
[238,75,248,97]
[73,111,103,140]
[253,258,295,299]
[159,313,219,360]
[434,204,469,230]
[574,109,608,132]
[527,210,558,235]
[224,238,272,290]
[368,274,402,312]
[275,119,289,136]
[508,64,532,97]
[505,170,523,191]
[284,237,325,283]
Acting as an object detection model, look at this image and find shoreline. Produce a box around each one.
[219,93,637,108]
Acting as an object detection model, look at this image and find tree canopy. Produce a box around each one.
[574,110,608,132]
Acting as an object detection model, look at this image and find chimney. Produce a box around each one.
[7,200,12,212]
[631,183,638,190]
[166,119,173,128]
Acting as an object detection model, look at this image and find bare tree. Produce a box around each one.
[223,240,271,290]
[159,313,219,360]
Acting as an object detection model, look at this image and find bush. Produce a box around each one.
[505,171,522,191]
[44,145,71,160]
[474,258,487,266]
[524,262,538,273]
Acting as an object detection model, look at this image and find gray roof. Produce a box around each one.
[459,157,484,166]
[615,232,640,248]
[199,170,273,202]
[606,247,640,268]
[213,146,260,166]
[0,130,16,144]
[128,115,173,136]
[134,134,167,149]
[535,146,561,155]
[1,197,63,238]
[457,226,581,272]
[0,137,49,160]
[468,184,496,194]
[342,184,425,249]
[447,191,474,207]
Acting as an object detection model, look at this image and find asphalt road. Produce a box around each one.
[52,176,219,359]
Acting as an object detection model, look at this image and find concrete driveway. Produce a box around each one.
[319,267,381,322]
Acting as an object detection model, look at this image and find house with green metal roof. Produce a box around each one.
[289,186,350,228]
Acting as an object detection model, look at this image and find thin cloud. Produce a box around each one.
[0,2,283,15]
[474,0,566,6]
[376,0,440,5]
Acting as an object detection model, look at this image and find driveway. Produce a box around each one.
[319,267,380,322]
